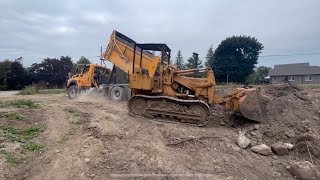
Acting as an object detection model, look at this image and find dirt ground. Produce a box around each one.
[0,84,320,180]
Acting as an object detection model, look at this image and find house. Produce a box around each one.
[268,62,320,84]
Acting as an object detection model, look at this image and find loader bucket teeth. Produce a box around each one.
[239,90,263,122]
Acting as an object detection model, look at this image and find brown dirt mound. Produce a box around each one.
[242,83,320,168]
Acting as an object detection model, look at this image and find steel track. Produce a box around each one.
[127,95,211,126]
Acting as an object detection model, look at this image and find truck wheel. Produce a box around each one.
[68,85,78,99]
[110,86,125,101]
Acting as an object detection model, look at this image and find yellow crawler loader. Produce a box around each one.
[100,30,262,126]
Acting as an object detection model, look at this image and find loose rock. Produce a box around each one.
[287,161,320,180]
[237,132,251,149]
[271,142,289,156]
[251,144,272,156]
[88,174,96,178]
[284,143,294,150]
[84,158,90,163]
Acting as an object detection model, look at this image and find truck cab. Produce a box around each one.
[66,64,111,98]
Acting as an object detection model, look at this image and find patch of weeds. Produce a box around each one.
[0,144,5,149]
[58,135,68,144]
[65,107,76,114]
[0,100,40,109]
[73,117,88,125]
[2,126,43,142]
[0,112,24,120]
[10,100,40,109]
[24,142,45,151]
[0,101,8,108]
[19,86,38,95]
[38,89,66,94]
[67,127,78,135]
[0,150,25,164]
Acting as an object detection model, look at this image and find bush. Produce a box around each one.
[19,86,38,95]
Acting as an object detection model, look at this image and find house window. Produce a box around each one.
[305,75,312,81]
[288,76,295,81]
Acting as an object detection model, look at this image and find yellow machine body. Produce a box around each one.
[102,30,263,122]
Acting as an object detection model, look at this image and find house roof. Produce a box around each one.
[268,62,320,76]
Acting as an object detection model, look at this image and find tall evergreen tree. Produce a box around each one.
[186,53,203,69]
[174,50,184,69]
[205,44,214,67]
[185,53,204,77]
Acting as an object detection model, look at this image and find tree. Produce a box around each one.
[185,53,204,77]
[205,44,214,67]
[72,56,92,74]
[0,59,11,90]
[6,57,30,90]
[174,50,184,69]
[77,56,91,64]
[255,66,270,84]
[185,53,203,70]
[245,71,257,84]
[211,36,263,83]
[29,56,73,87]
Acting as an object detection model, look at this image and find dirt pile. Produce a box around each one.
[240,83,320,168]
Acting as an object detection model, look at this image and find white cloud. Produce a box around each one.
[83,12,115,25]
[17,12,70,24]
[54,26,75,34]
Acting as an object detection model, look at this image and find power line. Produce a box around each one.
[175,52,320,59]
[259,52,320,57]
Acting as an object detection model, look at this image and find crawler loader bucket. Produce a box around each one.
[238,88,263,122]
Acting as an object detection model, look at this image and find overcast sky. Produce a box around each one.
[0,0,319,68]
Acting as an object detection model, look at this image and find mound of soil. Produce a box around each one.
[244,83,320,167]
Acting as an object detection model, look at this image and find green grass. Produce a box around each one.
[2,126,43,142]
[0,99,40,109]
[24,142,45,151]
[0,112,24,120]
[19,86,65,95]
[38,89,66,94]
[0,150,25,164]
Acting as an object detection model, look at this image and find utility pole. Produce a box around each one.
[100,46,103,66]
[193,52,199,78]
[227,74,229,85]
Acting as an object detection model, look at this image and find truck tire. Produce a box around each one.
[67,85,78,99]
[110,86,125,101]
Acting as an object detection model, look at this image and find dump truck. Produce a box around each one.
[99,30,263,126]
[66,64,131,101]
